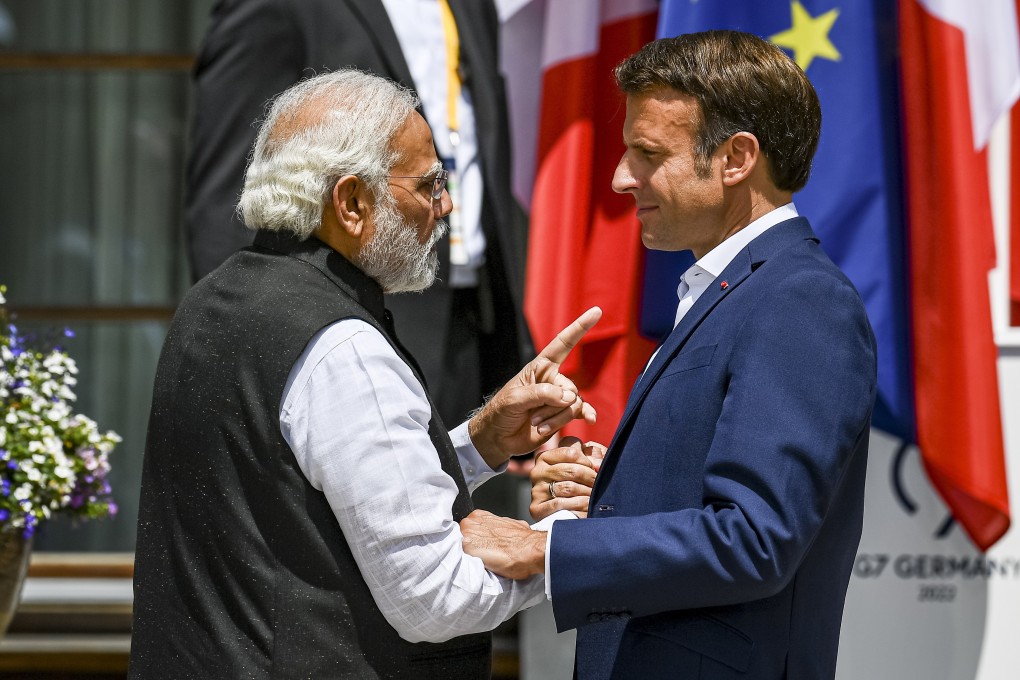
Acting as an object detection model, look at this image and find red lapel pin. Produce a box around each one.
[720,281,729,290]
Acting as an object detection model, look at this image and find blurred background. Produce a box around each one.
[0,0,1018,678]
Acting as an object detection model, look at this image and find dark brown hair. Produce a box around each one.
[614,30,821,192]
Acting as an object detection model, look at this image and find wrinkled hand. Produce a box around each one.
[460,509,546,580]
[530,437,607,520]
[469,307,601,468]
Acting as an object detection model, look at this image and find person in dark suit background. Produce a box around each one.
[185,0,527,426]
[459,31,878,679]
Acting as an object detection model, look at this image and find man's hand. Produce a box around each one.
[460,509,546,580]
[530,437,606,520]
[468,307,601,468]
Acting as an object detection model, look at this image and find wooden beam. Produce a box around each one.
[28,553,134,579]
[0,53,194,71]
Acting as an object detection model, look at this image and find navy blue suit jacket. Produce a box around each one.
[549,218,877,679]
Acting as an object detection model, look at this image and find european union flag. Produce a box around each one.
[649,0,912,439]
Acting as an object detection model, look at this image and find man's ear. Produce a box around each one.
[721,132,760,187]
[332,175,368,237]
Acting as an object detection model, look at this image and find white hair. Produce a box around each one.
[238,69,419,238]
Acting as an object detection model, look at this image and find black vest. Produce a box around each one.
[130,232,490,679]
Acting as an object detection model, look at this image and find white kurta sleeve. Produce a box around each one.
[279,319,545,643]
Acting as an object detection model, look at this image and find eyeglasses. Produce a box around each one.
[386,168,448,200]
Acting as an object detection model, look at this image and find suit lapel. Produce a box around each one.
[603,250,754,456]
[595,217,820,496]
[447,0,489,94]
[341,0,417,90]
[445,0,501,192]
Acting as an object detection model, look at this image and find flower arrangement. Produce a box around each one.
[0,285,120,540]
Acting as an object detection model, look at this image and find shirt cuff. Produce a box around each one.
[450,421,506,491]
[530,509,578,601]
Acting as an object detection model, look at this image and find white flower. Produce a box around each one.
[5,412,17,424]
[46,404,70,422]
[13,484,31,501]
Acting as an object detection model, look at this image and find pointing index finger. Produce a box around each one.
[538,307,602,366]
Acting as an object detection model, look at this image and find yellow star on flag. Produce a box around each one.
[769,1,841,72]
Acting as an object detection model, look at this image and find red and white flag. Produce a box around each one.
[1012,98,1020,327]
[502,0,658,445]
[899,0,1019,550]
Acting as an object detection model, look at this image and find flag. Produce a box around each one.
[1012,100,1020,327]
[656,1,914,436]
[522,0,658,445]
[657,0,1015,550]
[899,0,1017,550]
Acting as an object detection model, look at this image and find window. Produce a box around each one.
[0,0,214,552]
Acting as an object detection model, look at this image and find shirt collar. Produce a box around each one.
[678,202,799,301]
[697,202,799,278]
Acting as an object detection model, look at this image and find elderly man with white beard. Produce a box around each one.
[129,69,600,680]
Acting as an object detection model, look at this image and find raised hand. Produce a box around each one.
[468,307,602,468]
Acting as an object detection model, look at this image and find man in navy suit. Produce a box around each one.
[460,31,877,679]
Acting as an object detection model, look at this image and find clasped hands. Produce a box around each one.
[458,436,606,579]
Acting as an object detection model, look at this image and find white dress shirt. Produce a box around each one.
[543,202,800,597]
[674,202,800,324]
[381,0,486,287]
[280,319,545,643]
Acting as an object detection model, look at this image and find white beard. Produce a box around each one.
[354,192,446,294]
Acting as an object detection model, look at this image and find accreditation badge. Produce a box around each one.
[442,155,468,266]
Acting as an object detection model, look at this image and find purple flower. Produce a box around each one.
[107,501,118,516]
[7,461,17,471]
[0,510,8,521]
[64,328,75,338]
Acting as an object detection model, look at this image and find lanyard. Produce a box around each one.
[437,0,468,265]
[437,0,460,144]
